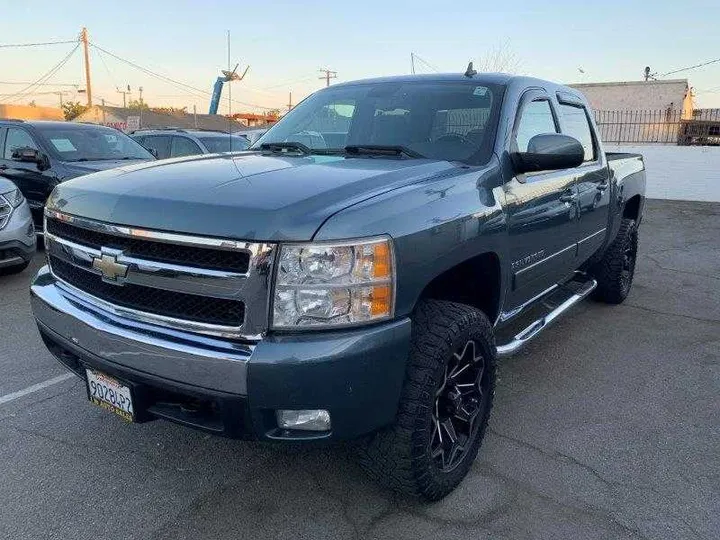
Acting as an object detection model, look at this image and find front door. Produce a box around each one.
[0,126,52,228]
[503,91,580,312]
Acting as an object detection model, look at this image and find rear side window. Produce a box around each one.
[515,100,557,152]
[170,136,202,158]
[559,103,596,161]
[142,135,171,159]
[4,128,39,159]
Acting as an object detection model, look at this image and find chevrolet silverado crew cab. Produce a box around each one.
[31,72,645,500]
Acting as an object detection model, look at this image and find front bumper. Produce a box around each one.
[31,266,412,440]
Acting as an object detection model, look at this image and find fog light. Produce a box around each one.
[276,409,331,432]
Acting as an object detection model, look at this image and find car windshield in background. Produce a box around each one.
[253,80,503,164]
[36,125,153,161]
[198,135,249,153]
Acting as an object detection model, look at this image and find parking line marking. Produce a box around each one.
[0,373,75,406]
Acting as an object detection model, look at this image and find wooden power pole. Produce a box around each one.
[80,27,92,106]
[318,68,337,87]
[287,91,293,112]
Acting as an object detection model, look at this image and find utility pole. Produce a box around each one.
[138,86,144,105]
[80,27,92,107]
[117,85,131,108]
[53,91,65,108]
[411,52,416,75]
[287,91,293,112]
[318,68,337,87]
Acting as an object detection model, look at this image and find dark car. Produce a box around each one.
[131,128,249,160]
[31,72,645,500]
[0,120,154,231]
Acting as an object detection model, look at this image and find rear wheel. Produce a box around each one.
[359,300,497,500]
[592,218,638,304]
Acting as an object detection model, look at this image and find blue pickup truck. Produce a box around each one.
[31,71,645,500]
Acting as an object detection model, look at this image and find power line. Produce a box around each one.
[0,39,77,49]
[0,44,80,103]
[661,57,720,77]
[89,41,277,110]
[0,81,78,87]
[412,53,440,73]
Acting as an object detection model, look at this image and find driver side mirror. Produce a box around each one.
[11,147,49,170]
[512,133,584,174]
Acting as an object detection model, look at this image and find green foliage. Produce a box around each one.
[127,99,149,110]
[62,101,89,121]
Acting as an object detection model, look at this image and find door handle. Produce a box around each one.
[597,182,609,192]
[559,191,577,203]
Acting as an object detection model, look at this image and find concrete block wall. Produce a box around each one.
[605,145,720,202]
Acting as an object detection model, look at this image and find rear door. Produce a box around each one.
[556,97,612,261]
[503,90,580,310]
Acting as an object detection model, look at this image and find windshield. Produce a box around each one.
[36,124,153,161]
[197,135,249,153]
[253,81,503,164]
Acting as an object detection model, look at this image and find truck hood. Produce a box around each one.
[58,158,152,180]
[47,153,460,241]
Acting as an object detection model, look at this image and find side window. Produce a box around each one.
[559,104,596,161]
[170,136,202,158]
[515,100,557,152]
[4,128,39,159]
[142,135,171,159]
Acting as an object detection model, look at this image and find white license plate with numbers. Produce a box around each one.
[85,369,134,422]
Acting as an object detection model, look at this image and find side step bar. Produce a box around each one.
[496,279,597,358]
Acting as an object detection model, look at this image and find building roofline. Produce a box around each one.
[569,79,688,88]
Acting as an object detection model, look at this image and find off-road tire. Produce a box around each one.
[591,218,638,304]
[0,260,30,276]
[358,300,497,501]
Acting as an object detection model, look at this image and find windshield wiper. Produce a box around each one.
[345,145,424,159]
[259,142,311,155]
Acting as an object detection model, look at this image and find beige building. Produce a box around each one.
[75,105,247,133]
[569,79,694,118]
[0,103,63,121]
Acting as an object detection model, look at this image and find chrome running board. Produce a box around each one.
[496,279,597,358]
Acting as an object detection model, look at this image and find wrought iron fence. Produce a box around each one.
[593,109,720,146]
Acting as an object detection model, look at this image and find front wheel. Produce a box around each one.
[359,300,497,501]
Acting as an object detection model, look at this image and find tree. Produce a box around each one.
[127,99,149,110]
[151,106,188,114]
[474,41,522,74]
[62,101,89,121]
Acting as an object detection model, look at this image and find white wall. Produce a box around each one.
[605,145,720,202]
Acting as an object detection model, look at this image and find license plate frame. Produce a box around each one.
[85,368,135,422]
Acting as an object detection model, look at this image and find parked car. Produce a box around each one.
[131,128,249,159]
[0,120,154,232]
[0,177,36,275]
[31,72,645,500]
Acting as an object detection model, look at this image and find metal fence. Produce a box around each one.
[593,109,720,146]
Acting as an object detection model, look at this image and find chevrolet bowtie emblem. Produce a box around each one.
[92,251,129,284]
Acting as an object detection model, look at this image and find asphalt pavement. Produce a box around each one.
[0,199,718,540]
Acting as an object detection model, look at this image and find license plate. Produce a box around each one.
[85,369,134,422]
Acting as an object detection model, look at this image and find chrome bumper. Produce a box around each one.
[30,266,253,394]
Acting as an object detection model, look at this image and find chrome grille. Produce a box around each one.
[44,209,276,339]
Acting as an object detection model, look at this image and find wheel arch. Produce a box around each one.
[413,251,502,324]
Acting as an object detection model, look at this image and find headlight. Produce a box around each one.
[1,188,24,208]
[272,237,394,329]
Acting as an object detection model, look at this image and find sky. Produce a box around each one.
[1,0,720,113]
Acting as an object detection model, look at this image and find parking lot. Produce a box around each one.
[0,198,717,540]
